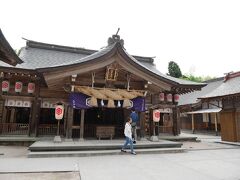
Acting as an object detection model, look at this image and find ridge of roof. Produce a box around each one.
[26,40,97,55]
[224,71,240,82]
[25,40,155,63]
[203,77,224,83]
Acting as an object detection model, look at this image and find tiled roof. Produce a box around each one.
[43,43,116,68]
[0,40,155,69]
[178,78,224,105]
[0,39,205,88]
[200,75,240,99]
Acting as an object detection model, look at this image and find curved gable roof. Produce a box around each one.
[0,29,23,66]
[38,41,205,92]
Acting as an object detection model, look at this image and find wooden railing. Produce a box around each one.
[0,123,29,135]
[38,124,64,136]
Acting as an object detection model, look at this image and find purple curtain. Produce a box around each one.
[132,97,145,112]
[69,93,146,112]
[69,93,91,109]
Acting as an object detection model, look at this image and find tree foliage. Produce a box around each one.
[167,61,216,82]
[181,74,215,82]
[168,61,182,78]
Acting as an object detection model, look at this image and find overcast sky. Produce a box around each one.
[1,0,240,77]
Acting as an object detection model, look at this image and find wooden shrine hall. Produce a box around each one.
[0,31,205,140]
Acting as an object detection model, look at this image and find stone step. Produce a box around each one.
[159,136,198,142]
[29,140,182,152]
[28,148,186,158]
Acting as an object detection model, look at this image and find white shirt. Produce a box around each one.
[124,122,132,139]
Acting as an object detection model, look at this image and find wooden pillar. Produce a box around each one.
[0,100,5,123]
[149,109,153,136]
[2,107,7,123]
[63,104,68,137]
[28,80,41,137]
[29,99,41,136]
[139,112,145,139]
[214,113,218,136]
[177,108,181,135]
[10,108,15,123]
[172,106,179,136]
[192,114,195,134]
[80,109,85,140]
[66,106,73,139]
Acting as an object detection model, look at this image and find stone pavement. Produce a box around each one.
[0,132,240,180]
[0,172,79,180]
[0,149,240,180]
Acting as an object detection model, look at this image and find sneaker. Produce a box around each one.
[121,149,127,153]
[131,152,137,155]
[133,140,136,144]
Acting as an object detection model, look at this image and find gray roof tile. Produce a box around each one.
[178,78,223,105]
[200,76,240,98]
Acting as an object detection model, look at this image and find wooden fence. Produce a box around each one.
[0,123,29,135]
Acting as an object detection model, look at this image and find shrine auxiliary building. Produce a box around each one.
[0,31,205,139]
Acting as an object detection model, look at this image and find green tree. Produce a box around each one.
[181,74,216,82]
[168,61,182,78]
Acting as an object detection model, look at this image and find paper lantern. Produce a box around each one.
[153,109,160,122]
[174,94,180,103]
[166,93,172,102]
[15,81,23,93]
[159,92,165,101]
[27,82,35,94]
[55,105,64,120]
[2,80,9,92]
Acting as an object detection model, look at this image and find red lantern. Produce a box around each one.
[55,105,64,120]
[2,80,9,92]
[174,94,180,103]
[159,92,165,101]
[166,93,172,102]
[15,81,23,93]
[153,109,160,122]
[28,82,35,94]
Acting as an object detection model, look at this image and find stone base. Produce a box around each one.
[53,136,62,143]
[150,136,159,142]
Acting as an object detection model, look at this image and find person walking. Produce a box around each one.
[130,108,139,144]
[121,117,137,155]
